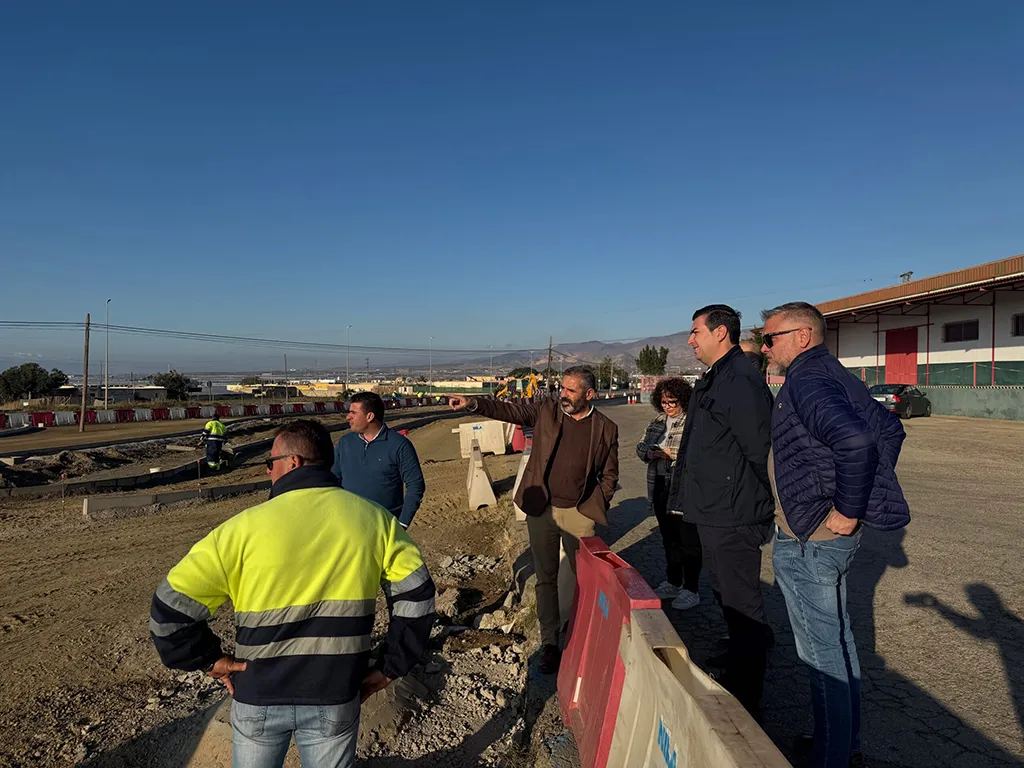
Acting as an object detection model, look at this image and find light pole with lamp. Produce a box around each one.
[489,345,494,393]
[104,299,111,409]
[429,337,434,395]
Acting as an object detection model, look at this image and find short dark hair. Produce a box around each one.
[760,301,826,340]
[274,419,334,465]
[350,391,385,423]
[563,365,597,392]
[651,377,693,414]
[692,304,741,345]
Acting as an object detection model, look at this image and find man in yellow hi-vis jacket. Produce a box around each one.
[202,414,227,470]
[150,419,435,768]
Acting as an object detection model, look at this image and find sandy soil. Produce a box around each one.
[0,412,532,767]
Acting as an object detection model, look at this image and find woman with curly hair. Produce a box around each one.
[636,377,703,610]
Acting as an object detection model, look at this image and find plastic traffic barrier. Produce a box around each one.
[557,537,662,768]
[216,406,232,417]
[115,409,135,423]
[30,412,55,427]
[609,610,790,768]
[465,438,497,510]
[185,407,202,419]
[452,420,508,459]
[134,408,152,422]
[151,408,170,421]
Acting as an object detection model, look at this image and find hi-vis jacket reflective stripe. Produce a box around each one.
[203,419,227,442]
[149,465,435,706]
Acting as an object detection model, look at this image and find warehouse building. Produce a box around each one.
[818,254,1024,388]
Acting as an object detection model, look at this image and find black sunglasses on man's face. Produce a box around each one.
[762,327,807,349]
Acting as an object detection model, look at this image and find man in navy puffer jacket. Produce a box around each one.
[762,301,910,768]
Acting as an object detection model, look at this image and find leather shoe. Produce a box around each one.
[539,644,562,675]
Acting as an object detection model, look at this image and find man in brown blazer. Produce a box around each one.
[448,366,619,673]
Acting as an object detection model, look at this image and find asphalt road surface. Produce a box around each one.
[601,403,1024,768]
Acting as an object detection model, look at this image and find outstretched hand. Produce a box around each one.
[448,395,471,411]
[207,655,247,695]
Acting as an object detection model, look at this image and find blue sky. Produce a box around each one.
[2,1,1023,372]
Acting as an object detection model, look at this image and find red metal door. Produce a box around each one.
[885,328,918,384]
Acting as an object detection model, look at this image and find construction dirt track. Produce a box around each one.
[2,404,1024,767]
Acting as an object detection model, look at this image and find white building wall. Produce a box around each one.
[832,290,1024,368]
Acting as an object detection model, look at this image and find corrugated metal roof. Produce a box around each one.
[817,254,1024,316]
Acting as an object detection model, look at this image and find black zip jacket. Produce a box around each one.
[667,345,774,527]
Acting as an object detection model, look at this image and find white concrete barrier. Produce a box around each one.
[466,439,497,511]
[230,405,245,417]
[200,406,216,419]
[170,408,188,420]
[134,408,153,422]
[511,447,530,522]
[54,412,77,426]
[257,405,270,416]
[609,610,790,768]
[7,413,30,428]
[452,420,508,459]
[96,410,116,424]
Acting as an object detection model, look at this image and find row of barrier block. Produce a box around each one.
[465,438,497,511]
[0,398,456,431]
[558,537,790,768]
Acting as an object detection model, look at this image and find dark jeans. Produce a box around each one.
[698,520,773,715]
[651,473,702,592]
[205,440,223,467]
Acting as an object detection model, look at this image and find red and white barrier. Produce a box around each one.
[0,397,440,432]
[557,537,662,768]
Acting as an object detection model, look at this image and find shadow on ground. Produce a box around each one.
[606,507,1024,767]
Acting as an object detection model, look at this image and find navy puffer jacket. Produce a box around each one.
[772,345,910,541]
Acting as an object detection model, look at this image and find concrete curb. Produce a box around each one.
[82,479,273,520]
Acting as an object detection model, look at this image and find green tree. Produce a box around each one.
[596,357,615,389]
[635,345,669,375]
[507,366,538,378]
[0,363,69,402]
[153,370,201,401]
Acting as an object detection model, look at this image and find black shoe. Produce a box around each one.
[539,644,562,675]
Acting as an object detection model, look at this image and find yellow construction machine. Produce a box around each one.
[495,373,541,400]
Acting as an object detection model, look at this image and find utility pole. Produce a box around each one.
[429,337,434,395]
[610,359,614,391]
[489,345,494,385]
[79,313,91,432]
[104,299,111,409]
[345,325,352,393]
[365,357,369,379]
[547,336,553,391]
[284,354,288,407]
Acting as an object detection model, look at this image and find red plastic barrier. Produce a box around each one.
[288,403,303,414]
[511,425,527,453]
[29,412,55,427]
[81,410,97,424]
[332,402,344,412]
[186,407,202,419]
[151,407,170,421]
[269,404,284,415]
[314,401,327,413]
[244,405,259,416]
[215,406,232,417]
[0,414,7,429]
[557,537,661,768]
[115,409,135,423]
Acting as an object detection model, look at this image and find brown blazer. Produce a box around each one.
[470,397,619,525]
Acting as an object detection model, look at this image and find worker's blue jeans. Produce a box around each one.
[231,699,360,768]
[773,528,862,768]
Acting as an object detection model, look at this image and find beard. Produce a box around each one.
[561,396,586,414]
[767,360,787,377]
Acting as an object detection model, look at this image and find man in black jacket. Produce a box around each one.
[668,304,774,716]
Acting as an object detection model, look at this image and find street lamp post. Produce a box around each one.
[345,325,352,393]
[429,337,434,395]
[489,345,493,390]
[104,299,111,409]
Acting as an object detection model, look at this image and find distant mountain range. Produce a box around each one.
[451,330,705,373]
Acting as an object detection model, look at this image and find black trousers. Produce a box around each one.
[651,473,702,593]
[698,520,773,716]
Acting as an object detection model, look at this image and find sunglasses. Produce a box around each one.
[265,454,304,470]
[762,327,808,349]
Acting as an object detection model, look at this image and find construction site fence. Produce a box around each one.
[0,397,449,431]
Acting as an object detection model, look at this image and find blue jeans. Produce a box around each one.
[773,527,862,768]
[231,699,360,768]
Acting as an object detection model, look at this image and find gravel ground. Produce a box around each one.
[601,404,1024,768]
[0,413,537,767]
